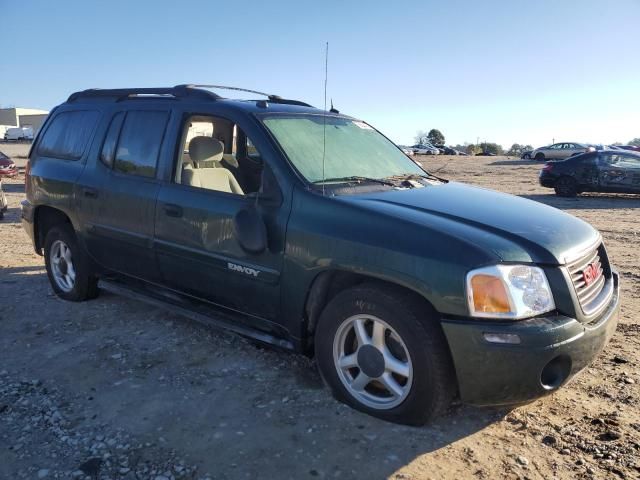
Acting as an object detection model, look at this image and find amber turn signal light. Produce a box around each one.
[470,274,511,313]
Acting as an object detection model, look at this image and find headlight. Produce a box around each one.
[466,265,555,319]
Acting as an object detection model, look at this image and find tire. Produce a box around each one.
[522,153,531,159]
[314,283,456,425]
[44,224,99,301]
[534,153,545,161]
[554,176,579,197]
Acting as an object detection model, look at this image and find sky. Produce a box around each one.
[1,0,639,148]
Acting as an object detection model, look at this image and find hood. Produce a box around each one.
[340,182,599,265]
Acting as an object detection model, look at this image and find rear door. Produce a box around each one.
[597,153,640,193]
[76,108,171,281]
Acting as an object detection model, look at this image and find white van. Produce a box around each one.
[4,126,34,141]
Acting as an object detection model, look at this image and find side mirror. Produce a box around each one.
[233,206,267,254]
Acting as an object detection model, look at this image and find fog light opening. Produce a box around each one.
[482,332,521,344]
[540,355,572,390]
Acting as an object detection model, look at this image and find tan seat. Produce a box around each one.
[185,137,244,194]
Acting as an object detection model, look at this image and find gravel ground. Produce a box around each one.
[0,149,638,479]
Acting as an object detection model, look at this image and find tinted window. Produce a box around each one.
[38,110,99,160]
[100,112,125,168]
[616,154,640,169]
[114,111,168,177]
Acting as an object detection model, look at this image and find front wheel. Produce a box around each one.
[522,153,531,159]
[44,224,99,301]
[535,153,545,161]
[315,284,456,425]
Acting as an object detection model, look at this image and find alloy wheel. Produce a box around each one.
[50,240,76,292]
[333,314,413,410]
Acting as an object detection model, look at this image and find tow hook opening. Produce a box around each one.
[540,355,572,390]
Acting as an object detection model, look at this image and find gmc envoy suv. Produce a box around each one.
[22,85,620,425]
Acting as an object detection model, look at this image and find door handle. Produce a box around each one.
[163,203,183,218]
[82,187,98,199]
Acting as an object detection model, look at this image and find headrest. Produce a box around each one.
[222,153,239,168]
[189,136,224,165]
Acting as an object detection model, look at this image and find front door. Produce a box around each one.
[153,114,287,322]
[77,109,170,281]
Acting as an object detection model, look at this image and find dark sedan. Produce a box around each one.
[616,145,640,153]
[539,150,640,196]
[0,151,18,177]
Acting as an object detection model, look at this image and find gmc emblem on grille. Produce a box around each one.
[582,262,600,286]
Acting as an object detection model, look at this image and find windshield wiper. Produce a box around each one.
[312,176,396,186]
[384,172,446,183]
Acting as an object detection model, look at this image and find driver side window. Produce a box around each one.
[174,115,264,196]
[598,154,618,166]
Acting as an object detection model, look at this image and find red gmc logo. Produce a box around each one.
[582,262,601,286]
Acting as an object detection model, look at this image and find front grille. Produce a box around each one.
[568,244,610,314]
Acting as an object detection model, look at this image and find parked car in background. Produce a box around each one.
[436,146,460,155]
[0,151,18,177]
[521,150,533,159]
[411,143,440,155]
[4,126,34,141]
[398,146,414,156]
[531,142,588,161]
[616,145,640,153]
[539,150,640,196]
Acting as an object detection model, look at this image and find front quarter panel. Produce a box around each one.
[280,187,499,341]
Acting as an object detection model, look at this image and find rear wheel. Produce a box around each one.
[315,284,456,425]
[44,224,98,301]
[535,153,545,161]
[522,153,531,159]
[554,176,578,197]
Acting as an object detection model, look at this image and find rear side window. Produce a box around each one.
[37,110,99,160]
[114,111,168,178]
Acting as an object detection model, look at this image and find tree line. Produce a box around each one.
[414,130,640,156]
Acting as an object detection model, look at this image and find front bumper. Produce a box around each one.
[441,272,620,406]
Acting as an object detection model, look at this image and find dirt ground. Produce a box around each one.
[0,147,638,480]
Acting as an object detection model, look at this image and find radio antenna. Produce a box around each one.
[322,41,328,196]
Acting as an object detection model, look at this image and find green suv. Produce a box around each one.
[22,85,620,425]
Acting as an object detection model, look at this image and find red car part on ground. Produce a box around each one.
[0,152,18,178]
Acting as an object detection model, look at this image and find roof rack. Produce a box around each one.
[67,84,313,107]
[67,86,220,103]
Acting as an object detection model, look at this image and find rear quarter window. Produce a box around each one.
[37,110,100,160]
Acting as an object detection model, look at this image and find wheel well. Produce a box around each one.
[34,206,72,252]
[303,270,440,354]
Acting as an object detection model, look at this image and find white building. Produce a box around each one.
[0,107,50,133]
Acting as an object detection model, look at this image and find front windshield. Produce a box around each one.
[262,115,425,183]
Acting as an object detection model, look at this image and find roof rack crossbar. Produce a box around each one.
[178,84,272,97]
[177,84,313,107]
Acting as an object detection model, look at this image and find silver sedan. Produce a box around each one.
[531,142,588,160]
